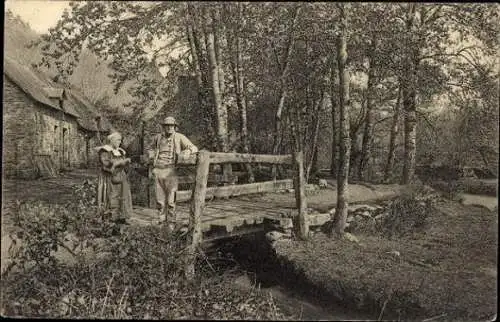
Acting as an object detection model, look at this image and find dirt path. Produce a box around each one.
[2,169,97,206]
[460,193,497,211]
[241,183,404,213]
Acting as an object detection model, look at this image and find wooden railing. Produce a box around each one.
[181,150,309,279]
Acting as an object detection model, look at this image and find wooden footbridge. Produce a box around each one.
[129,150,337,278]
[129,151,332,243]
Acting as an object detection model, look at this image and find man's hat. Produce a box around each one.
[162,116,177,125]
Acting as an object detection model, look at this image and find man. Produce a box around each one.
[146,116,198,230]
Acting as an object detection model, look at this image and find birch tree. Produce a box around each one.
[332,4,351,235]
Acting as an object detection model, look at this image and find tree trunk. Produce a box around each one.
[228,3,254,183]
[332,5,351,236]
[330,62,338,177]
[212,6,226,105]
[271,5,302,180]
[305,93,325,183]
[349,130,361,180]
[384,82,402,181]
[187,4,216,150]
[402,3,419,185]
[306,61,330,183]
[358,36,378,181]
[204,7,229,152]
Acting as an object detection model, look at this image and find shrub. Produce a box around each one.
[2,181,290,320]
[458,178,498,196]
[379,186,436,239]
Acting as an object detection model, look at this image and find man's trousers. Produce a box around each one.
[152,167,178,224]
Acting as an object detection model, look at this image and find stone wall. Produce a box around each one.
[3,76,85,178]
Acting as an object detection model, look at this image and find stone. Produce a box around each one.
[386,250,401,257]
[346,216,355,223]
[308,212,331,227]
[306,184,318,191]
[266,231,286,242]
[359,211,372,218]
[329,208,336,215]
[343,232,359,243]
[279,218,294,230]
[374,213,389,220]
[349,204,377,212]
[318,179,328,188]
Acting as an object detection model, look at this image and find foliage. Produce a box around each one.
[5,180,118,275]
[2,181,290,319]
[379,186,437,238]
[21,2,499,185]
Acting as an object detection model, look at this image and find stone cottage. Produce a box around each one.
[3,56,113,179]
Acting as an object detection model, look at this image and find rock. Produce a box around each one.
[266,231,287,242]
[329,208,336,215]
[233,274,253,289]
[287,188,295,193]
[308,213,331,226]
[343,232,359,243]
[359,211,372,218]
[306,184,318,191]
[374,212,389,220]
[349,204,377,212]
[346,216,355,223]
[386,250,401,257]
[279,218,294,229]
[318,179,328,188]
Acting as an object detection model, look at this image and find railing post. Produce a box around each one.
[148,166,156,208]
[185,151,210,280]
[293,151,309,240]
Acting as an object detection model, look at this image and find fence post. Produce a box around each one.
[148,166,156,208]
[185,151,210,280]
[293,151,309,240]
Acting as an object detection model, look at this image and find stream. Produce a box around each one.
[210,232,377,321]
[232,273,374,320]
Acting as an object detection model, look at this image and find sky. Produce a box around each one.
[5,0,70,34]
[4,0,181,77]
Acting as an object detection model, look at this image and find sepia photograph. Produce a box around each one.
[1,1,498,320]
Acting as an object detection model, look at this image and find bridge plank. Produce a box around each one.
[132,190,299,239]
[175,179,293,202]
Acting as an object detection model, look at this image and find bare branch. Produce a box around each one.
[418,45,477,62]
[421,5,443,26]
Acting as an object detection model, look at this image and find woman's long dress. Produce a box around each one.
[96,145,133,221]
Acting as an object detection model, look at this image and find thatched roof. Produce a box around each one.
[3,55,78,116]
[4,55,112,133]
[43,87,65,99]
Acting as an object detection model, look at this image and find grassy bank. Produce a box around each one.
[429,178,498,197]
[273,197,498,320]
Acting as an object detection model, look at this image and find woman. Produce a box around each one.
[95,131,133,224]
